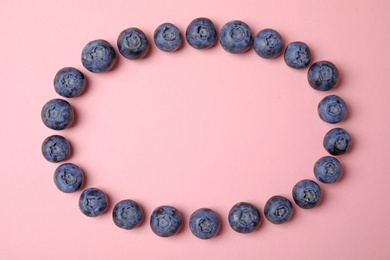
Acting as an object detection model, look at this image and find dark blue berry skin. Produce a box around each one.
[186,18,217,50]
[41,99,74,130]
[264,196,293,224]
[153,23,183,52]
[113,200,144,230]
[42,135,71,163]
[81,39,117,73]
[219,20,253,54]
[79,188,108,217]
[284,41,311,69]
[323,128,352,155]
[314,156,342,184]
[228,202,261,233]
[308,61,339,91]
[54,67,86,98]
[53,163,84,193]
[253,29,283,59]
[292,179,322,209]
[189,208,220,239]
[117,28,149,60]
[150,206,182,237]
[318,95,347,124]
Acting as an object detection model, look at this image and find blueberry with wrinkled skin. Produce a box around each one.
[219,20,253,54]
[314,156,342,184]
[150,206,182,237]
[284,41,311,69]
[189,208,220,239]
[42,135,71,163]
[54,67,86,98]
[323,128,352,155]
[113,200,144,230]
[318,95,347,124]
[308,61,339,91]
[41,99,74,130]
[186,18,217,50]
[53,163,84,193]
[253,29,283,59]
[117,28,149,60]
[81,39,117,73]
[79,188,108,217]
[264,196,293,224]
[228,202,261,233]
[153,23,182,52]
[292,180,322,209]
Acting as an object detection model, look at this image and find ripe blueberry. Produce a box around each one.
[186,17,217,50]
[79,188,108,217]
[284,41,311,69]
[117,27,149,60]
[42,135,71,163]
[113,200,144,230]
[54,67,86,98]
[308,61,339,91]
[264,196,293,224]
[81,39,117,73]
[153,23,182,52]
[292,179,322,209]
[53,163,84,193]
[228,202,261,233]
[323,128,352,155]
[150,205,182,237]
[253,29,283,59]
[189,208,220,239]
[219,20,253,54]
[314,156,342,184]
[41,99,74,130]
[318,95,347,124]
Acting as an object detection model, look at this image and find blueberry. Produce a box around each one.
[153,23,182,52]
[54,67,86,98]
[42,135,71,163]
[150,205,182,237]
[228,202,261,233]
[113,200,144,230]
[308,61,339,91]
[264,196,293,224]
[79,188,108,217]
[53,163,84,193]
[219,20,253,54]
[292,179,322,209]
[284,41,311,69]
[318,95,347,124]
[253,29,283,59]
[323,128,352,155]
[41,99,74,130]
[117,27,149,60]
[314,156,342,184]
[81,39,117,73]
[186,18,217,50]
[189,208,220,239]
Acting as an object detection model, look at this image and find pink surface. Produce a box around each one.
[1,0,390,259]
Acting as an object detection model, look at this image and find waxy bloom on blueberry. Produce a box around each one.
[79,188,108,217]
[292,180,322,209]
[264,196,293,224]
[81,39,117,73]
[308,61,339,91]
[189,208,220,239]
[228,202,261,233]
[53,163,84,193]
[150,206,182,237]
[42,135,71,163]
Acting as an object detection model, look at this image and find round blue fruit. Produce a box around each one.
[189,208,220,239]
[292,179,322,209]
[153,23,182,52]
[318,95,347,124]
[117,27,149,60]
[253,29,283,59]
[314,156,343,184]
[186,17,217,50]
[308,61,339,91]
[113,200,144,230]
[323,128,352,155]
[150,205,182,237]
[53,163,84,193]
[41,99,74,130]
[79,188,108,217]
[264,196,293,224]
[228,202,261,233]
[54,67,86,98]
[42,135,71,163]
[284,41,311,69]
[81,39,117,73]
[219,20,253,54]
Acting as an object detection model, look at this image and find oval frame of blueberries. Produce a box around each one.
[41,17,351,239]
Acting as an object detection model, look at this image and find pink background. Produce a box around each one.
[1,0,389,259]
